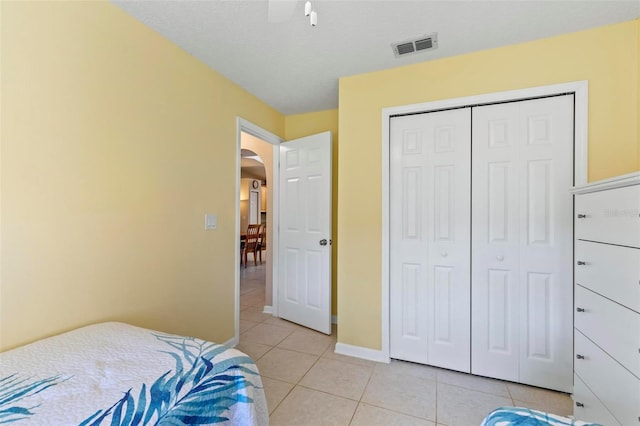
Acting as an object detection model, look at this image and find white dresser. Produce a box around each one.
[571,172,640,425]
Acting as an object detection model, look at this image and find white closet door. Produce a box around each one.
[471,103,521,382]
[390,108,471,372]
[472,96,574,392]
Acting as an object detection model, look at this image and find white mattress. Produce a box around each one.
[0,322,268,425]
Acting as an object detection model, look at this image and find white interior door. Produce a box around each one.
[471,95,574,392]
[390,108,471,372]
[278,131,332,334]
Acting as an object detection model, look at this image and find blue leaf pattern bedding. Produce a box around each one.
[482,407,601,426]
[0,323,268,425]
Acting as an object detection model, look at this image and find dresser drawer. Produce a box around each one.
[573,372,621,425]
[575,184,640,248]
[575,240,640,313]
[575,285,640,378]
[575,330,640,425]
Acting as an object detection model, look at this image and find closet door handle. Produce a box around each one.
[576,354,585,360]
[576,307,585,312]
[576,402,584,407]
[577,261,586,266]
[577,214,587,219]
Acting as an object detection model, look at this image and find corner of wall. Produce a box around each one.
[284,109,339,141]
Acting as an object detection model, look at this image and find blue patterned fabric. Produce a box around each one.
[0,374,68,423]
[482,407,601,426]
[0,323,267,425]
[78,334,259,425]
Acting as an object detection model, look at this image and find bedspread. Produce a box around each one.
[0,322,268,425]
[482,407,600,426]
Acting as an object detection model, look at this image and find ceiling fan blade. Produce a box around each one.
[267,0,298,23]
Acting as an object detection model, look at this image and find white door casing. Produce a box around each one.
[278,131,332,334]
[235,118,283,347]
[390,108,471,372]
[471,95,574,392]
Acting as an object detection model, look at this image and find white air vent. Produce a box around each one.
[392,33,438,58]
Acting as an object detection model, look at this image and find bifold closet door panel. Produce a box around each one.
[470,103,521,383]
[516,96,574,392]
[390,108,471,372]
[471,96,574,392]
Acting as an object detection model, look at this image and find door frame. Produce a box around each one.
[381,81,588,362]
[235,117,283,343]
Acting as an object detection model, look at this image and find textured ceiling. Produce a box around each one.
[114,0,640,115]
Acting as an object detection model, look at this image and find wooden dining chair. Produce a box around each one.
[242,224,262,267]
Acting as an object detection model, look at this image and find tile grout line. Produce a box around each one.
[267,345,325,420]
[505,383,516,407]
[351,363,441,425]
[346,360,376,425]
[435,376,439,425]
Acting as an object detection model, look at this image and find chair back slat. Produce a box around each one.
[245,224,261,248]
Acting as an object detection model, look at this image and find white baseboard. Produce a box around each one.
[331,315,338,324]
[334,342,390,363]
[224,335,239,348]
[263,305,273,315]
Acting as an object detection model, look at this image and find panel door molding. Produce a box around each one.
[471,95,574,392]
[389,108,471,372]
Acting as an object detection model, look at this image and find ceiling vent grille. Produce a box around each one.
[392,33,438,58]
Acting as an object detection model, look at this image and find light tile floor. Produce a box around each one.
[238,263,573,425]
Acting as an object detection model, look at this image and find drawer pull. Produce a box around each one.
[577,261,586,266]
[576,354,585,360]
[576,307,585,312]
[575,402,584,407]
[577,214,587,219]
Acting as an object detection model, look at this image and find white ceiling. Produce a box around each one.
[114,0,639,115]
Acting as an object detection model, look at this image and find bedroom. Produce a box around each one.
[1,0,639,424]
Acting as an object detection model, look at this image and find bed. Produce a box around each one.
[482,407,600,426]
[0,322,268,425]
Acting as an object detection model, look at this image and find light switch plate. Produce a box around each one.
[205,214,217,230]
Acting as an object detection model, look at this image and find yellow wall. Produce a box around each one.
[285,110,339,316]
[337,20,640,349]
[0,1,284,350]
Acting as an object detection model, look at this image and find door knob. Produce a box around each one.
[319,239,327,246]
[577,261,586,266]
[496,255,504,261]
[441,252,448,258]
[576,307,585,312]
[576,354,585,360]
[575,402,584,407]
[577,214,587,219]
